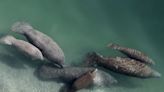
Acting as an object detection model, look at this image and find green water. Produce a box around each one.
[0,0,163,92]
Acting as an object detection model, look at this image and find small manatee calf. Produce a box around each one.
[108,43,155,65]
[0,35,44,60]
[11,22,65,68]
[36,64,117,86]
[69,69,97,92]
[86,52,161,78]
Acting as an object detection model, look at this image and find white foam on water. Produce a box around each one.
[93,70,103,86]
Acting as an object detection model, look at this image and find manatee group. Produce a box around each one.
[36,64,117,86]
[11,22,65,68]
[0,22,161,92]
[0,35,44,60]
[86,52,161,78]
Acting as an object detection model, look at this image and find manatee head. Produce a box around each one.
[11,22,33,34]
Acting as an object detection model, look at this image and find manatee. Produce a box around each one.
[11,22,65,68]
[108,43,155,65]
[69,69,97,92]
[36,64,117,86]
[86,52,161,78]
[0,35,44,60]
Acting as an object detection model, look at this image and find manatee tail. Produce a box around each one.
[11,22,33,34]
[0,35,15,45]
[151,70,161,78]
[147,58,155,65]
[107,43,122,50]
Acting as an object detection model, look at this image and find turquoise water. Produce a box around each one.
[0,0,163,92]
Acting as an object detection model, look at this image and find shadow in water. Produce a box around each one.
[59,84,72,92]
[0,53,26,69]
[0,32,9,37]
[101,68,143,89]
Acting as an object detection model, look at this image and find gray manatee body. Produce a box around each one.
[86,52,161,78]
[0,35,44,60]
[36,64,117,86]
[108,43,155,65]
[11,22,65,68]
